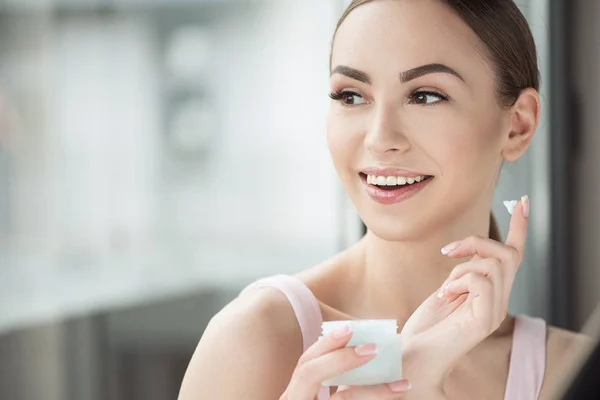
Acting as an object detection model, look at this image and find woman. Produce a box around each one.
[179,0,588,398]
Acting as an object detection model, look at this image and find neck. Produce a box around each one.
[349,210,491,328]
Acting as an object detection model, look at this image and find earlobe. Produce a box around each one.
[501,88,540,162]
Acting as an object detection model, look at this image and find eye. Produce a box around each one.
[409,91,449,105]
[329,90,366,106]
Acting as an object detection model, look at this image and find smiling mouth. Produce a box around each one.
[359,172,434,190]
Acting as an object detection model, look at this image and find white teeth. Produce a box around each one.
[366,174,428,186]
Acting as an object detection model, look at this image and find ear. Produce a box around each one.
[501,88,540,162]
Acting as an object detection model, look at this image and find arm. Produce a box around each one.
[178,288,303,399]
[399,338,448,400]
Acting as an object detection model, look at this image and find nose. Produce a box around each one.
[364,104,410,156]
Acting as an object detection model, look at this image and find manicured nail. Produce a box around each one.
[388,380,411,392]
[332,324,352,339]
[354,343,377,356]
[437,288,446,299]
[441,241,460,255]
[521,195,530,218]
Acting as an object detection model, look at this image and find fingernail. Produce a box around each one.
[521,195,530,218]
[388,380,411,392]
[332,324,352,339]
[354,343,377,356]
[441,241,460,255]
[437,287,446,299]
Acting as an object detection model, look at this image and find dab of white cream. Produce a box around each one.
[503,200,519,215]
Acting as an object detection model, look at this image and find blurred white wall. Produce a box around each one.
[1,0,344,281]
[170,1,340,248]
[50,15,160,257]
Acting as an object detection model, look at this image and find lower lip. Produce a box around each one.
[361,175,433,205]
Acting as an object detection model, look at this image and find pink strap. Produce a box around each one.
[504,314,547,399]
[241,275,330,400]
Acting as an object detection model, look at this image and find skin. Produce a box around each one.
[178,1,592,399]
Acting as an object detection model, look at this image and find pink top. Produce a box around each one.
[241,274,547,400]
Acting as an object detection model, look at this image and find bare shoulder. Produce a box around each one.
[549,324,593,346]
[539,325,595,399]
[546,324,594,364]
[178,287,303,400]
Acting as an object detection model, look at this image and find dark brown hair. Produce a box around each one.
[330,0,540,242]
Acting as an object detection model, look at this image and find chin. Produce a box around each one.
[363,214,437,242]
[353,193,468,243]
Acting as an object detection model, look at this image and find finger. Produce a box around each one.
[331,380,411,399]
[441,235,520,267]
[442,258,504,290]
[445,272,503,332]
[505,195,529,259]
[440,196,529,266]
[442,260,504,305]
[289,344,377,397]
[444,272,494,306]
[297,324,353,366]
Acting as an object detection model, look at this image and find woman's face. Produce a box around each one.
[328,0,511,241]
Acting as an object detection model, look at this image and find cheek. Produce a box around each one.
[326,112,362,174]
[410,113,503,203]
[417,112,501,170]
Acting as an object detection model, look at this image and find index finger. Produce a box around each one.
[298,323,353,365]
[505,195,529,259]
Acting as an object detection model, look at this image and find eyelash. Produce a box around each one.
[328,90,450,107]
[410,90,450,104]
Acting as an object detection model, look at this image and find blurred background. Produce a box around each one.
[0,0,597,399]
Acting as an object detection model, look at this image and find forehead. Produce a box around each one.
[331,0,490,81]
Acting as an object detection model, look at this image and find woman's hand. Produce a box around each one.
[401,196,530,392]
[281,324,411,399]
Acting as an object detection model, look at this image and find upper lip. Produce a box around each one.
[360,167,431,177]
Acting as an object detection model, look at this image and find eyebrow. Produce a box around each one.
[400,63,464,83]
[330,65,371,84]
[330,63,465,84]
